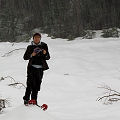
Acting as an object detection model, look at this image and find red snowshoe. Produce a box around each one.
[28,99,37,105]
[24,99,48,111]
[41,104,48,111]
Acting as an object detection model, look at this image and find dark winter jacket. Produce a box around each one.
[23,41,50,71]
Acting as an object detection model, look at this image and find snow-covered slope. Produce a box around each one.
[0,34,120,120]
[0,105,58,120]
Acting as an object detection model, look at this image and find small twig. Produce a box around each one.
[8,82,26,88]
[0,76,16,82]
[4,76,16,82]
[97,94,120,101]
[98,86,120,95]
[109,98,120,102]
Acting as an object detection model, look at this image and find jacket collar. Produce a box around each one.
[31,41,41,46]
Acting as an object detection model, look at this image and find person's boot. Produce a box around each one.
[24,100,29,106]
[28,99,37,105]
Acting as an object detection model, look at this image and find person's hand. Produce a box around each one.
[43,50,47,54]
[32,47,40,56]
[32,52,37,56]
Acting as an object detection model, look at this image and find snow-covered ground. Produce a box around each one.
[0,34,120,120]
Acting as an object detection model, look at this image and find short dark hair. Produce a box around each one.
[33,33,41,39]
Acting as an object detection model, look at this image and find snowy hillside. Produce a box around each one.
[0,34,120,120]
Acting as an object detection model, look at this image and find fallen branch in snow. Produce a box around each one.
[97,85,120,104]
[8,82,26,88]
[1,48,26,57]
[0,76,26,88]
[0,76,16,82]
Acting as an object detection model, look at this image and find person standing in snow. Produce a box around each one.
[23,33,50,105]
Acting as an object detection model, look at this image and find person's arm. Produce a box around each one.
[42,44,50,60]
[23,46,33,60]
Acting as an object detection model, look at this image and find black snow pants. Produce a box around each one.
[23,66,43,101]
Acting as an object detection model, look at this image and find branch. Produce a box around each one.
[8,82,26,88]
[97,94,120,101]
[97,85,120,104]
[0,76,26,89]
[98,86,120,95]
[2,48,26,57]
[0,76,16,82]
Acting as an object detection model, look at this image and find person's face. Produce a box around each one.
[33,35,41,44]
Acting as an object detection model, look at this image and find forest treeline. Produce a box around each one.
[0,0,120,41]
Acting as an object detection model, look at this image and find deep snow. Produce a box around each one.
[0,34,120,120]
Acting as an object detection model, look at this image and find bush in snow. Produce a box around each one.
[101,27,119,38]
[0,98,11,112]
[15,34,31,42]
[82,30,96,39]
[0,99,5,109]
[67,35,75,41]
